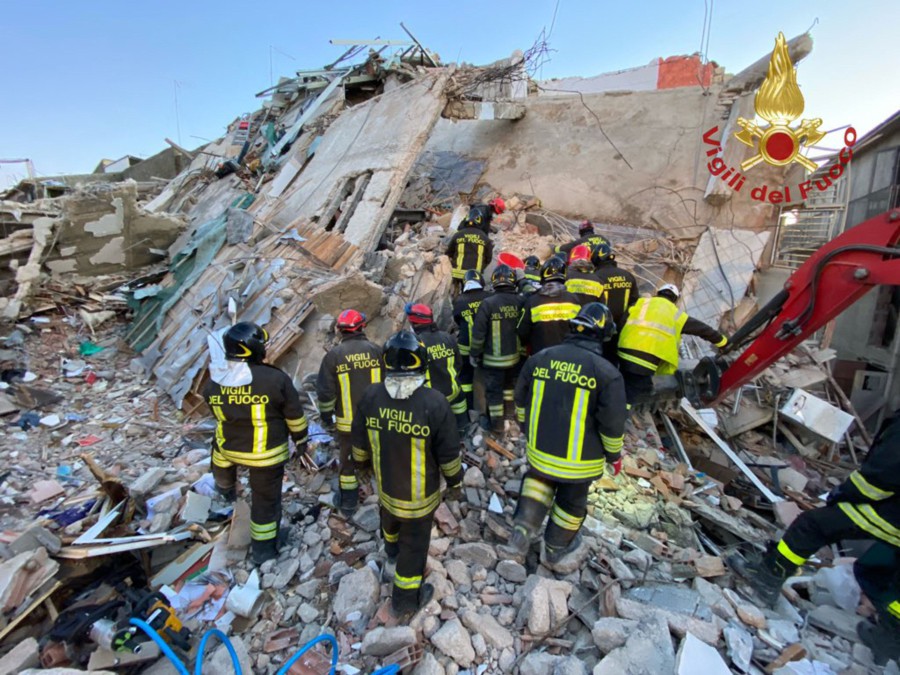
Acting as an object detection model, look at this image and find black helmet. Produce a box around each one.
[490,264,517,291]
[383,330,428,376]
[223,322,268,362]
[570,303,616,343]
[524,255,540,268]
[591,241,614,265]
[540,256,567,283]
[463,269,485,289]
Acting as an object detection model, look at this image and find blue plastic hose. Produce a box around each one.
[129,618,190,675]
[275,633,339,675]
[195,627,242,675]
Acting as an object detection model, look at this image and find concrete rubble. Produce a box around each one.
[0,30,892,675]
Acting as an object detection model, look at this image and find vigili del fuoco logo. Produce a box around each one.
[703,32,856,204]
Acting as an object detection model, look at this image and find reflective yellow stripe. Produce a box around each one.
[382,528,399,543]
[550,504,584,531]
[521,476,554,506]
[380,490,440,519]
[251,404,267,453]
[600,434,623,456]
[714,335,728,348]
[838,503,900,547]
[566,388,589,462]
[850,471,894,500]
[212,405,226,450]
[286,416,307,433]
[456,246,465,273]
[483,354,519,368]
[857,504,900,540]
[339,475,359,489]
[337,372,353,431]
[526,444,605,480]
[491,318,501,358]
[516,406,526,423]
[318,399,336,412]
[565,279,604,297]
[411,437,426,502]
[394,573,422,590]
[489,404,504,418]
[440,456,462,477]
[531,303,580,322]
[447,358,460,401]
[475,243,484,272]
[371,368,381,384]
[528,380,545,442]
[503,389,514,401]
[250,521,277,541]
[352,445,369,462]
[618,351,658,371]
[368,429,382,490]
[451,397,468,415]
[461,384,474,393]
[211,447,233,468]
[777,539,807,566]
[888,601,900,619]
[214,443,289,468]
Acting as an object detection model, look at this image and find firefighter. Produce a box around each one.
[522,255,542,287]
[502,303,627,566]
[445,216,494,294]
[591,242,638,328]
[405,302,468,431]
[315,309,382,516]
[733,411,900,665]
[203,322,309,565]
[554,220,610,259]
[518,256,581,354]
[452,270,490,415]
[565,244,605,305]
[351,331,463,620]
[466,198,506,234]
[617,284,729,406]
[470,264,524,433]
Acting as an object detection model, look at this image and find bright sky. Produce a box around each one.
[1,0,897,188]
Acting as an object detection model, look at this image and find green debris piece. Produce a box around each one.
[79,341,106,356]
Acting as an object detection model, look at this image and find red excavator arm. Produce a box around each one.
[681,209,900,407]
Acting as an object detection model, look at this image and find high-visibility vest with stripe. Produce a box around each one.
[514,337,627,483]
[350,384,462,520]
[618,297,688,374]
[203,363,309,468]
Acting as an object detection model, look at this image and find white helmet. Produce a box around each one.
[657,283,680,299]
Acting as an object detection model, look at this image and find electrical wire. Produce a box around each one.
[275,633,338,675]
[129,618,191,675]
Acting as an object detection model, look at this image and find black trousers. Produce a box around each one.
[620,369,654,407]
[337,431,359,503]
[775,503,900,621]
[481,365,517,425]
[381,507,434,613]
[459,356,475,411]
[212,454,284,545]
[513,471,591,550]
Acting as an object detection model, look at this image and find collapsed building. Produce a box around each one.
[0,31,896,675]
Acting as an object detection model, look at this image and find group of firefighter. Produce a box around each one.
[201,203,900,662]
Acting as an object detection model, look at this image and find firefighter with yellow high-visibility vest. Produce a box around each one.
[445,216,494,293]
[617,283,728,405]
[500,303,627,567]
[203,322,309,565]
[316,309,382,516]
[351,330,463,621]
[452,270,490,415]
[564,244,605,306]
[518,256,581,354]
[732,411,900,665]
[405,302,468,431]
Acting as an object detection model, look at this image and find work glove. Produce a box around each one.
[320,413,336,432]
[825,484,847,506]
[446,481,463,502]
[470,355,482,369]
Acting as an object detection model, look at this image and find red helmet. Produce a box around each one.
[404,302,433,325]
[490,198,506,215]
[336,309,367,333]
[568,244,592,265]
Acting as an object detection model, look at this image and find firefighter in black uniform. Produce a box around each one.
[502,303,627,566]
[735,411,900,665]
[445,217,494,293]
[204,322,309,564]
[618,283,729,406]
[554,220,610,259]
[452,270,490,415]
[466,198,506,234]
[592,241,638,365]
[518,256,581,354]
[316,309,382,516]
[405,302,468,431]
[522,255,542,288]
[351,331,463,620]
[470,264,524,433]
[565,244,605,306]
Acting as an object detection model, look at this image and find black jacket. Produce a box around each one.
[515,334,626,483]
[518,281,581,354]
[471,290,524,368]
[351,383,462,520]
[565,266,605,305]
[445,226,494,280]
[453,288,490,356]
[316,333,383,432]
[595,262,638,327]
[467,203,495,233]
[204,363,308,467]
[415,326,463,406]
[555,232,610,258]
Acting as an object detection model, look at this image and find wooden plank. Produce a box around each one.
[485,437,516,460]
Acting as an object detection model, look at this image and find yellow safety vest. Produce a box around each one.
[618,297,687,375]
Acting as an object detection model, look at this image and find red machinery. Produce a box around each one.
[678,209,900,407]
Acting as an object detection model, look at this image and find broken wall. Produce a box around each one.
[427,85,783,237]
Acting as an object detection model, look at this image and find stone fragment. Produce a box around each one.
[451,542,497,569]
[675,633,731,675]
[593,613,674,675]
[615,598,721,645]
[333,567,381,623]
[9,524,61,555]
[518,576,572,635]
[542,537,590,574]
[268,558,300,590]
[807,604,860,641]
[463,466,486,488]
[129,467,167,495]
[693,578,736,621]
[724,623,753,673]
[766,618,800,644]
[582,515,622,548]
[460,609,514,649]
[361,626,417,657]
[352,503,380,532]
[412,651,445,675]
[445,559,471,588]
[554,655,587,675]
[430,618,475,667]
[208,635,254,675]
[496,559,527,583]
[0,637,39,673]
[591,617,638,653]
[723,588,767,630]
[622,548,652,572]
[520,651,563,675]
[298,603,319,624]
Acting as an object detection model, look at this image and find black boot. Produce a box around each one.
[391,583,434,623]
[727,543,793,608]
[544,532,583,565]
[251,539,278,565]
[497,527,529,565]
[858,617,900,666]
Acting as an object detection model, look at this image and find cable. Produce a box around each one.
[275,633,339,675]
[129,618,190,675]
[195,628,242,675]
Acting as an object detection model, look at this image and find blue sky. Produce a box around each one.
[1,0,897,187]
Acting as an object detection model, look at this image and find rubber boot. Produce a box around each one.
[339,488,358,517]
[858,616,900,666]
[544,531,583,565]
[251,538,278,565]
[727,543,793,608]
[391,583,435,623]
[497,527,530,565]
[456,411,470,434]
[504,399,516,421]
